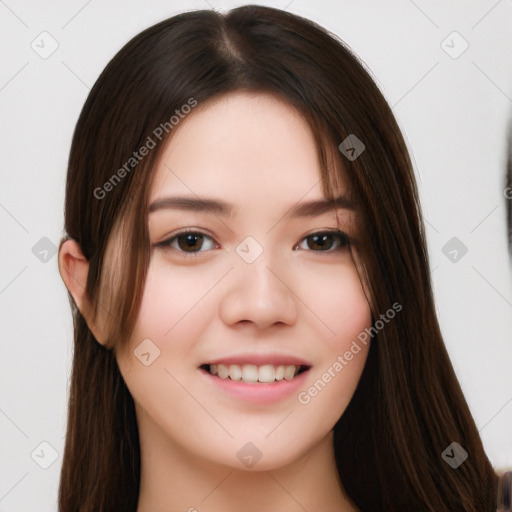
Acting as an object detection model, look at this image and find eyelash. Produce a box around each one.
[154,229,350,258]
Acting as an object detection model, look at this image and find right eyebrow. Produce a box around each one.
[148,196,236,219]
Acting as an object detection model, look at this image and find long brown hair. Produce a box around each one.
[59,5,498,511]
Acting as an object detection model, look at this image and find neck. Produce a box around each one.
[135,407,359,512]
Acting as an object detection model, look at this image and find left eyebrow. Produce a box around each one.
[287,196,354,217]
[147,195,354,218]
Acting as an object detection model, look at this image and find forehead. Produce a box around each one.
[149,91,347,210]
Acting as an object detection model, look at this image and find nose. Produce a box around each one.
[218,255,298,330]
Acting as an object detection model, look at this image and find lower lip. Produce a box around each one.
[199,368,310,405]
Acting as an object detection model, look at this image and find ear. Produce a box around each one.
[58,238,109,345]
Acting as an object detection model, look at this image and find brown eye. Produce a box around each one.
[296,231,350,252]
[177,233,205,252]
[156,231,217,254]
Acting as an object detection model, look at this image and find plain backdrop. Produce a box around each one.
[1,1,511,510]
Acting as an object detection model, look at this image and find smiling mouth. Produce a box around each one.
[200,363,310,383]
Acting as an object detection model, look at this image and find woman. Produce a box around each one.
[57,5,503,511]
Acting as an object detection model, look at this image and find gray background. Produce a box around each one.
[1,0,511,510]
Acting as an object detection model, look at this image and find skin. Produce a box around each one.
[59,92,372,512]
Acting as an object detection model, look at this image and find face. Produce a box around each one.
[114,92,372,470]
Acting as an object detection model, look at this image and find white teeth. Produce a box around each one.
[211,363,303,382]
[284,365,297,380]
[217,364,229,379]
[241,364,258,382]
[258,364,275,383]
[229,364,242,381]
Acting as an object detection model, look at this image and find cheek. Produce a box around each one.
[292,261,371,412]
[298,265,372,406]
[295,258,371,348]
[140,258,225,334]
[116,258,222,373]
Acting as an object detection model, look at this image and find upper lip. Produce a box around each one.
[200,353,311,367]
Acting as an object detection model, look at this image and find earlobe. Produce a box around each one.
[58,238,108,345]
